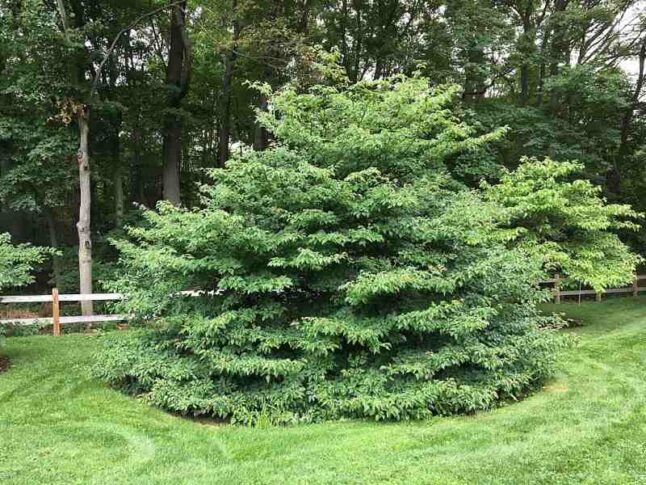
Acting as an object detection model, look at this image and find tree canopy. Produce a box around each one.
[1,1,644,295]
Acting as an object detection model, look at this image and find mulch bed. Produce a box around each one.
[0,355,10,374]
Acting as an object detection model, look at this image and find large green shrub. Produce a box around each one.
[96,78,583,424]
[483,158,641,291]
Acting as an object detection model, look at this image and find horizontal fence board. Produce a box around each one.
[58,293,124,302]
[1,293,124,304]
[559,289,597,296]
[542,274,646,302]
[559,287,635,296]
[542,276,646,286]
[59,314,128,324]
[0,295,53,304]
[0,314,128,326]
[2,274,643,327]
[604,287,634,294]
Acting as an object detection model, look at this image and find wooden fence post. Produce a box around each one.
[596,291,602,302]
[52,288,60,336]
[554,273,561,304]
[633,275,639,297]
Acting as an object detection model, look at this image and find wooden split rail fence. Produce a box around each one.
[1,276,644,335]
[0,289,211,335]
[545,274,646,303]
[0,290,126,336]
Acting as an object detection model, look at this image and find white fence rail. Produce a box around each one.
[1,276,644,335]
[0,293,124,304]
[0,290,127,335]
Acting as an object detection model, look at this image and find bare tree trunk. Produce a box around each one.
[218,58,235,165]
[218,0,239,167]
[109,111,125,226]
[162,121,182,205]
[549,0,570,77]
[114,170,124,226]
[518,5,534,105]
[58,0,92,312]
[536,31,550,105]
[131,127,147,205]
[55,0,69,32]
[162,0,191,205]
[77,108,93,316]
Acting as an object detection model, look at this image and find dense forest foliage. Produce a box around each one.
[0,0,644,296]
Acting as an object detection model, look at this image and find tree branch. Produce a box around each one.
[90,0,186,98]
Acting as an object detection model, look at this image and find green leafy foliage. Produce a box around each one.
[96,77,567,424]
[0,233,48,348]
[483,157,641,290]
[256,76,506,181]
[0,233,48,291]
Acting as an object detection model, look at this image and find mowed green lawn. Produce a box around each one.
[1,299,645,484]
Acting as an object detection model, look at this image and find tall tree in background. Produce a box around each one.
[163,0,192,205]
[55,0,94,314]
[218,0,240,166]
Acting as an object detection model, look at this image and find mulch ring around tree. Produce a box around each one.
[0,355,10,374]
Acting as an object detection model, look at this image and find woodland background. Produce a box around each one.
[1,0,645,294]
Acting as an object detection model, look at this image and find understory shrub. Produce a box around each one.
[483,158,641,291]
[96,77,633,424]
[0,233,47,290]
[0,233,48,350]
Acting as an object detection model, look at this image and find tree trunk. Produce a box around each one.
[218,60,234,165]
[253,63,271,151]
[464,46,487,101]
[110,111,124,226]
[77,107,93,316]
[608,37,646,196]
[0,141,23,238]
[549,0,570,77]
[55,0,69,33]
[162,0,190,205]
[114,170,124,226]
[518,7,534,105]
[253,91,270,151]
[218,0,239,167]
[536,30,551,105]
[162,119,182,205]
[45,210,63,289]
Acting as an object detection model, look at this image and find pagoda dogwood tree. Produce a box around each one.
[96,77,623,424]
[483,158,641,292]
